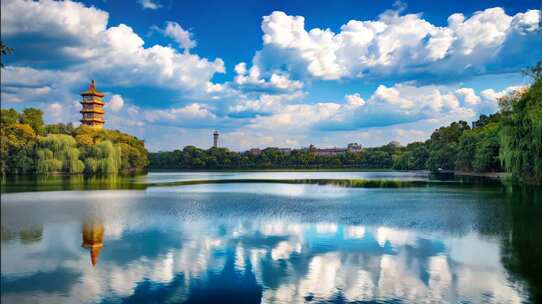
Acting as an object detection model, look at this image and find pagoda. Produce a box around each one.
[80,80,105,128]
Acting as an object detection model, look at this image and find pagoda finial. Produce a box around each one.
[90,80,96,90]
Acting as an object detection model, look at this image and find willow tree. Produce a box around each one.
[83,140,121,175]
[499,72,542,184]
[36,134,84,174]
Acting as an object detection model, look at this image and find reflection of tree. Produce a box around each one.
[2,174,145,193]
[2,226,43,244]
[1,226,43,243]
[20,227,43,244]
[81,219,105,266]
[501,187,542,303]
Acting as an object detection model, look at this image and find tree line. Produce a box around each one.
[150,63,541,185]
[1,108,149,176]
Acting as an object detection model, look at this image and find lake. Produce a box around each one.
[1,171,541,303]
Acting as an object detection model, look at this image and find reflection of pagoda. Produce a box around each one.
[81,220,104,266]
[80,80,106,128]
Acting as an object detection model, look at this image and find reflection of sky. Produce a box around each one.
[0,186,528,303]
[147,183,352,199]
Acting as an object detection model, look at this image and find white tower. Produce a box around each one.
[213,130,219,148]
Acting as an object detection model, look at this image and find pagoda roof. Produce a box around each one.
[80,118,105,123]
[89,245,103,266]
[81,80,105,97]
[80,99,105,105]
[80,108,105,114]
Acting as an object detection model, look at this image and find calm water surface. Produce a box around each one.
[1,172,541,304]
[136,171,432,184]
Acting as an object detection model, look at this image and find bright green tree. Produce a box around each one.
[499,76,542,184]
[36,134,84,174]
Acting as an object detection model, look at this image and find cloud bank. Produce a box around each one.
[244,8,541,81]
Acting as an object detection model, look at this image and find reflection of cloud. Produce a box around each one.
[376,226,415,247]
[299,253,343,299]
[149,183,350,199]
[315,223,338,234]
[445,232,501,268]
[235,245,245,271]
[271,240,302,260]
[345,225,365,239]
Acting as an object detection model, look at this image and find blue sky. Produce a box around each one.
[1,0,540,151]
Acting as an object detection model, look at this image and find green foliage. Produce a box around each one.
[1,108,148,176]
[472,123,501,172]
[20,108,45,135]
[74,126,148,174]
[425,121,470,171]
[392,143,429,171]
[499,78,542,184]
[1,123,37,175]
[150,145,399,170]
[83,140,121,174]
[455,122,501,172]
[45,123,74,135]
[36,134,84,175]
[522,61,542,82]
[1,108,19,125]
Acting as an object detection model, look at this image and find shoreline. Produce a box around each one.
[147,168,425,173]
[0,169,510,178]
[453,171,510,179]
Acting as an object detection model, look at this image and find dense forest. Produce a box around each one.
[1,108,149,176]
[150,63,542,185]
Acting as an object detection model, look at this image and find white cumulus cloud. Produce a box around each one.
[233,62,303,93]
[163,21,197,51]
[345,93,365,107]
[108,95,125,112]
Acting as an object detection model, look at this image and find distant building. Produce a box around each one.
[80,80,105,128]
[278,148,292,155]
[315,147,347,156]
[303,143,363,156]
[347,143,362,152]
[249,148,262,156]
[213,130,219,148]
[248,143,362,157]
[248,147,291,156]
[388,141,402,148]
